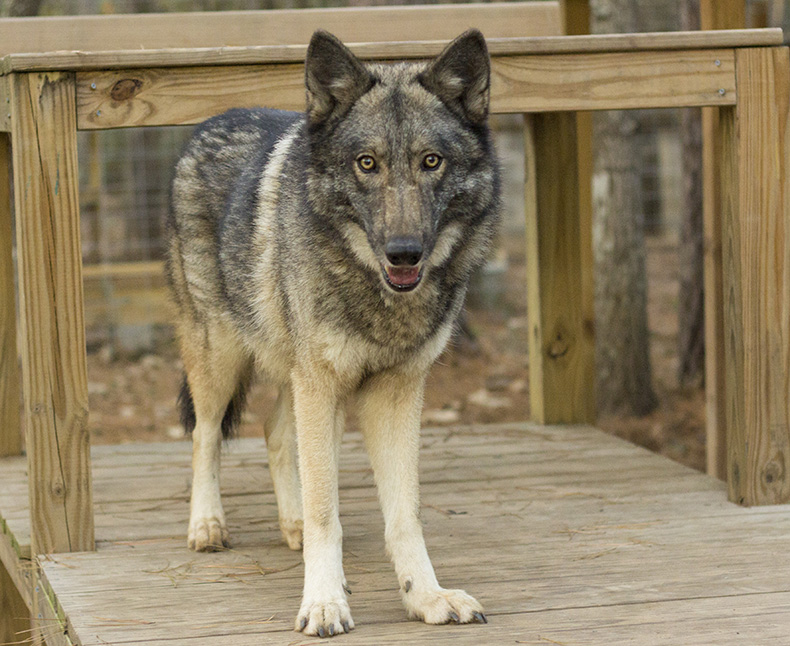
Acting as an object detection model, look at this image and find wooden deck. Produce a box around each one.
[3,422,790,645]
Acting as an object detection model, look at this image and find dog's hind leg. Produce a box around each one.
[357,368,486,626]
[265,385,303,550]
[179,320,251,552]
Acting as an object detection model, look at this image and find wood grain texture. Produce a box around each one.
[0,424,784,645]
[491,49,736,112]
[0,2,562,56]
[0,132,21,458]
[0,76,9,132]
[0,562,30,646]
[1,28,780,74]
[76,49,737,131]
[559,1,594,380]
[701,0,745,482]
[525,114,595,424]
[10,72,94,553]
[721,48,790,506]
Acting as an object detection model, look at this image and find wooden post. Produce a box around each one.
[525,113,596,425]
[560,0,596,423]
[700,0,746,480]
[719,47,790,506]
[0,131,21,457]
[9,72,94,553]
[0,562,30,646]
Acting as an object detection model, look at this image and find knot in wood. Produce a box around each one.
[51,480,66,500]
[110,78,143,102]
[548,334,569,359]
[763,460,785,486]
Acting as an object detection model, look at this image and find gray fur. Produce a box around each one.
[167,29,500,424]
[167,28,500,635]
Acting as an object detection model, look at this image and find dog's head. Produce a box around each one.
[304,29,499,294]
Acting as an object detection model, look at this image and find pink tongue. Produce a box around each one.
[387,266,420,286]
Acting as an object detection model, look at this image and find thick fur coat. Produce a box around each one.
[166,29,500,637]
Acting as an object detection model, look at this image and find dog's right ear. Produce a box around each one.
[305,30,375,128]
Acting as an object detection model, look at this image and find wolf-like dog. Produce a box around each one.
[166,28,500,637]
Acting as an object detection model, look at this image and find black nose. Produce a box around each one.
[385,237,423,266]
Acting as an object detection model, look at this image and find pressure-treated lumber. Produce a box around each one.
[525,114,595,424]
[0,563,30,646]
[76,49,736,131]
[1,28,780,75]
[719,47,790,506]
[0,2,562,57]
[560,2,594,406]
[0,132,20,458]
[701,0,745,483]
[0,423,784,644]
[0,77,8,132]
[9,72,94,554]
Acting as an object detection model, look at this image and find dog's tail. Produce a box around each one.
[178,373,250,440]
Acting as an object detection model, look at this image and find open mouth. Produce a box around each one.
[382,264,423,292]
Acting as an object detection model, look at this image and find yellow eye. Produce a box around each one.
[357,155,377,173]
[423,153,442,170]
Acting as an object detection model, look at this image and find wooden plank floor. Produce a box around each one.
[3,422,790,645]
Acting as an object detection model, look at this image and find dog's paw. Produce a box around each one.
[187,517,230,552]
[403,585,486,625]
[295,597,354,637]
[280,518,304,551]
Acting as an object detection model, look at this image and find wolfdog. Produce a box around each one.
[166,28,500,637]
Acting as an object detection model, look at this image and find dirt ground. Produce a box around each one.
[85,234,706,474]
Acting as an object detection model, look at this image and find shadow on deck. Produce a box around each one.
[2,422,790,644]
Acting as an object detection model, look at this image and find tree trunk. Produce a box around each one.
[678,0,705,387]
[590,0,658,416]
[5,0,43,16]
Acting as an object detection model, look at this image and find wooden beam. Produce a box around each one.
[9,72,94,553]
[701,0,746,481]
[525,113,596,425]
[720,47,790,506]
[1,28,780,74]
[0,2,562,57]
[0,132,20,458]
[76,50,737,131]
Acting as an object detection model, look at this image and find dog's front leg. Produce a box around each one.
[291,366,353,637]
[358,369,486,625]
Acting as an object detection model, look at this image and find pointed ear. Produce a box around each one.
[419,29,491,125]
[305,30,375,127]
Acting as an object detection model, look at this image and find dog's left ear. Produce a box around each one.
[419,29,491,125]
[305,30,375,127]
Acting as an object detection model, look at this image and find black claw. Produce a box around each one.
[343,621,351,633]
[474,612,488,624]
[449,612,460,623]
[343,584,352,595]
[318,626,326,638]
[328,624,335,637]
[299,617,308,631]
